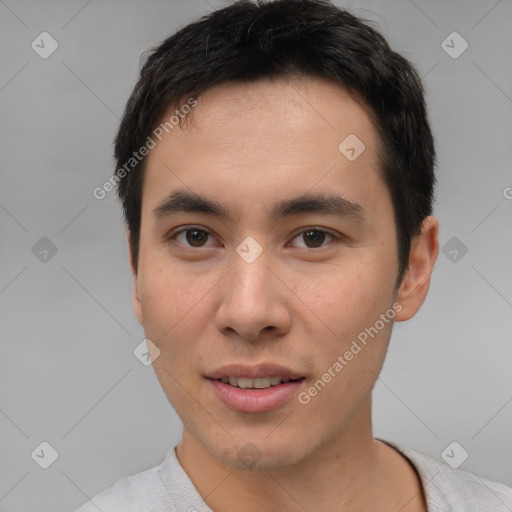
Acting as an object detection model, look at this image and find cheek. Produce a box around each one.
[293,258,396,408]
[137,255,209,354]
[296,279,394,422]
[302,257,394,339]
[137,262,216,431]
[138,263,210,404]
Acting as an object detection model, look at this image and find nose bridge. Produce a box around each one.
[215,243,290,340]
[229,245,274,309]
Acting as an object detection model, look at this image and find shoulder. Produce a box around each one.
[380,438,512,512]
[73,452,174,512]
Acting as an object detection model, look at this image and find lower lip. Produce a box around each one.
[208,379,304,413]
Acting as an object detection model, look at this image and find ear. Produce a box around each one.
[395,216,439,322]
[127,230,143,327]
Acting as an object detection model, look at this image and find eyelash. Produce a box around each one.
[163,225,340,251]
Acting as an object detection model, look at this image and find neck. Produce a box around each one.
[174,398,421,511]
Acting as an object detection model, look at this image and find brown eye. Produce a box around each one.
[290,228,336,249]
[185,229,210,247]
[167,226,216,248]
[303,230,325,248]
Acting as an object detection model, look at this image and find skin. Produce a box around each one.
[128,76,439,511]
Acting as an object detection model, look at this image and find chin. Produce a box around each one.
[205,435,313,471]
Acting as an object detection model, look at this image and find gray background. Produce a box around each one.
[0,0,511,510]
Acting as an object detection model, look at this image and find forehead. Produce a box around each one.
[142,76,387,221]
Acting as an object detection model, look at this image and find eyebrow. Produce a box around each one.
[152,189,366,222]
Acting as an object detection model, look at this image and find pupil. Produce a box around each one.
[304,230,324,248]
[186,230,208,247]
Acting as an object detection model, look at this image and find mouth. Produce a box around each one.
[215,376,305,389]
[206,363,306,413]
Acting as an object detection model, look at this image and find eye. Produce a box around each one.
[165,226,217,248]
[164,226,339,251]
[289,228,337,249]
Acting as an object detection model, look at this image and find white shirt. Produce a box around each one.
[74,438,512,511]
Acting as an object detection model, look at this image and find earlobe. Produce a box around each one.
[395,216,439,322]
[126,231,143,327]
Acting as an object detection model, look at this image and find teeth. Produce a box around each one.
[238,377,255,389]
[253,377,272,389]
[219,376,294,389]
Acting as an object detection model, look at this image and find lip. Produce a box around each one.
[206,363,304,380]
[205,363,306,413]
[208,378,304,413]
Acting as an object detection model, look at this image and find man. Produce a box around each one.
[76,0,512,510]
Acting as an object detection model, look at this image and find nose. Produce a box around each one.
[214,249,292,342]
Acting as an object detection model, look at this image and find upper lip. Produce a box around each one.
[206,363,304,380]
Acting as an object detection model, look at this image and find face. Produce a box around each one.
[130,77,425,470]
